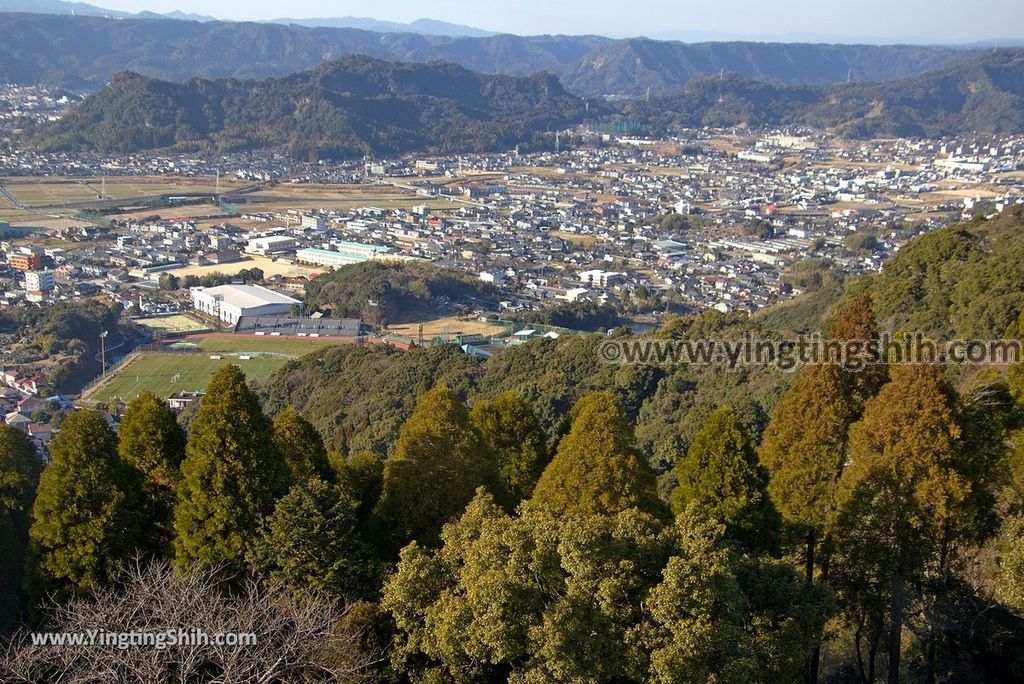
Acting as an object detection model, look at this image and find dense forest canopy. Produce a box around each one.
[28,56,590,159]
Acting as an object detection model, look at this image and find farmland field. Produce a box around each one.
[0,176,244,207]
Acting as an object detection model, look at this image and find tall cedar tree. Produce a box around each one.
[759,292,885,684]
[117,390,186,553]
[835,364,969,684]
[372,386,504,551]
[272,406,333,484]
[529,392,664,518]
[672,406,780,554]
[173,365,288,575]
[0,424,41,628]
[469,392,549,502]
[28,410,144,602]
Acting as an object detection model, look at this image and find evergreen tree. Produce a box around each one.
[334,450,384,523]
[672,406,780,554]
[272,406,333,484]
[382,491,820,683]
[469,392,549,501]
[759,292,886,683]
[117,390,186,553]
[834,364,971,684]
[372,386,503,551]
[0,425,41,628]
[530,392,664,518]
[173,365,288,575]
[251,477,379,599]
[28,410,143,602]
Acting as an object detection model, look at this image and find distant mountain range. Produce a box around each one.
[28,49,1024,157]
[0,0,494,36]
[621,49,1024,138]
[0,12,978,98]
[264,16,494,38]
[29,55,590,159]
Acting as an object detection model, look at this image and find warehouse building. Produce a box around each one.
[191,284,301,326]
[244,235,298,256]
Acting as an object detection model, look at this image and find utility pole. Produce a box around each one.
[100,330,108,380]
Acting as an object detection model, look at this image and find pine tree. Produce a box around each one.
[28,410,144,601]
[672,406,779,554]
[372,386,503,551]
[272,406,332,484]
[529,392,664,518]
[469,392,549,501]
[0,424,41,627]
[118,390,186,553]
[251,477,379,599]
[173,365,288,575]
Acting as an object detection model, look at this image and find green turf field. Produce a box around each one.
[196,336,347,356]
[86,353,289,404]
[84,335,352,404]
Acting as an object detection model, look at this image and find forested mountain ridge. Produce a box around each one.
[623,48,1024,137]
[28,56,590,159]
[0,12,974,96]
[29,49,1024,155]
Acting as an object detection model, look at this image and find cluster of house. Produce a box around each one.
[0,387,74,456]
[3,125,1024,324]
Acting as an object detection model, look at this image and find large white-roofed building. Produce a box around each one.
[191,284,302,326]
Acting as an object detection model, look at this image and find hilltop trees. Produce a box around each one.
[530,392,664,518]
[0,425,41,628]
[383,490,823,683]
[272,406,333,484]
[117,390,186,553]
[469,392,549,501]
[173,365,289,575]
[672,406,779,554]
[28,410,144,602]
[372,386,504,552]
[252,477,379,600]
[833,364,978,684]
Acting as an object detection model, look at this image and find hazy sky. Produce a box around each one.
[94,0,1024,43]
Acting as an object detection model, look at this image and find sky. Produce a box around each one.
[92,0,1024,44]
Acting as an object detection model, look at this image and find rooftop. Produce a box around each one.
[195,284,300,308]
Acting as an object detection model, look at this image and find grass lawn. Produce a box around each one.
[84,335,351,404]
[194,335,348,356]
[86,353,291,404]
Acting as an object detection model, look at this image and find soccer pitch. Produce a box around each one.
[86,353,291,404]
[83,335,353,405]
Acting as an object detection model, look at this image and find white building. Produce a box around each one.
[578,269,625,288]
[296,242,392,268]
[24,270,54,293]
[244,235,298,256]
[301,214,325,230]
[191,284,301,326]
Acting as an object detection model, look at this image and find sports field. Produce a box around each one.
[86,352,289,404]
[134,314,210,333]
[195,335,348,356]
[84,335,349,404]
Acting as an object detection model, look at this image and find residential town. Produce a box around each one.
[3,82,1024,451]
